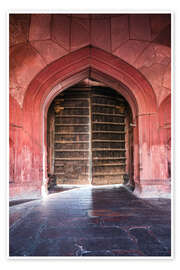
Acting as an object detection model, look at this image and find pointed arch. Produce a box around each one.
[20,45,159,197]
[23,45,157,115]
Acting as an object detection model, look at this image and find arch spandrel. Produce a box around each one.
[23,45,157,116]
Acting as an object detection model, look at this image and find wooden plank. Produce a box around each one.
[55,98,89,101]
[92,148,126,151]
[54,163,89,166]
[55,173,89,176]
[55,158,89,160]
[93,157,126,160]
[89,93,93,184]
[55,123,89,126]
[92,94,124,101]
[93,173,124,176]
[55,132,89,134]
[92,103,123,108]
[56,115,89,118]
[92,112,125,116]
[55,141,89,143]
[93,163,125,166]
[92,139,125,142]
[54,149,89,152]
[92,131,125,134]
[58,106,89,109]
[92,121,125,125]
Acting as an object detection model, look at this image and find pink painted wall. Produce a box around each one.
[9,14,171,199]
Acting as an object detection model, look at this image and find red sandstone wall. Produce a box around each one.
[10,14,171,108]
[9,95,22,183]
[9,95,42,199]
[9,14,171,199]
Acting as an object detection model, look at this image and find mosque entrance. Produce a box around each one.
[47,81,134,186]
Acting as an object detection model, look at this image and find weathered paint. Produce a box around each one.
[9,14,171,199]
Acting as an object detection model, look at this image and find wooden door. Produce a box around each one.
[91,87,126,185]
[47,85,132,185]
[52,86,91,185]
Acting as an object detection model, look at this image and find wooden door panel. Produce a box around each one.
[91,87,126,185]
[48,85,132,186]
[53,87,90,185]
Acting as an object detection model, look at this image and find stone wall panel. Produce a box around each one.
[91,18,111,52]
[111,15,129,51]
[113,40,149,66]
[129,14,151,41]
[10,43,46,106]
[10,14,30,47]
[71,17,90,51]
[52,14,70,51]
[31,40,67,64]
[29,14,51,41]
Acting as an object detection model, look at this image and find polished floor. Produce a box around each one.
[9,186,171,257]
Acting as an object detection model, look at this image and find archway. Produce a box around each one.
[47,80,134,189]
[22,45,157,197]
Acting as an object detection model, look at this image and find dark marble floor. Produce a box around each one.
[9,185,171,257]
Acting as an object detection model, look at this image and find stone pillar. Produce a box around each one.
[136,113,170,198]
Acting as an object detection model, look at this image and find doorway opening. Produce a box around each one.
[47,80,134,190]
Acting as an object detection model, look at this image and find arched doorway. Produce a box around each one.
[22,45,157,198]
[47,80,134,188]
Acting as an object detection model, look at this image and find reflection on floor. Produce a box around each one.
[9,185,77,207]
[9,186,171,257]
[48,185,82,194]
